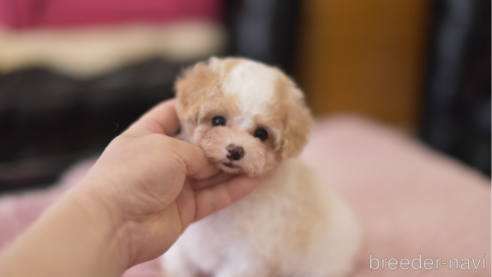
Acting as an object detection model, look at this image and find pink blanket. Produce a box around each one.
[1,116,490,276]
[0,0,222,29]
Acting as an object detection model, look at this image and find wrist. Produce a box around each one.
[0,181,131,277]
[69,179,132,269]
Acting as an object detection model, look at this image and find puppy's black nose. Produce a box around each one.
[226,144,245,161]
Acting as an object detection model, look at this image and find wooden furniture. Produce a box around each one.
[297,0,432,130]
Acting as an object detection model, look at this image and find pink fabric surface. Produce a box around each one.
[0,0,222,29]
[0,116,489,276]
[0,159,94,249]
[301,116,491,277]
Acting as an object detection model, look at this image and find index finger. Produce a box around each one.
[124,99,220,178]
[124,99,180,137]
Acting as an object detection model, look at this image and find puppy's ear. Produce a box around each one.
[279,83,314,159]
[175,59,220,123]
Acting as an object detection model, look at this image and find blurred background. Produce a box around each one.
[0,0,490,193]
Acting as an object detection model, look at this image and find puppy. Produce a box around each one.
[162,57,360,277]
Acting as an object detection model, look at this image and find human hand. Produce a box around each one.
[0,99,259,277]
[76,99,260,266]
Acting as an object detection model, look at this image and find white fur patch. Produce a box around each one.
[222,60,277,116]
[234,115,254,129]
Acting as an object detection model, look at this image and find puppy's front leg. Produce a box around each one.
[161,244,200,277]
[215,258,271,277]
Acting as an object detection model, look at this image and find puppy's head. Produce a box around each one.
[176,57,313,177]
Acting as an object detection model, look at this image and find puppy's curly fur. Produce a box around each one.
[162,57,360,277]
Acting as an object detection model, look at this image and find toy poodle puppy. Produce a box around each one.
[161,57,360,277]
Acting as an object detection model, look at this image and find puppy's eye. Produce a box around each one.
[212,116,226,126]
[254,128,268,141]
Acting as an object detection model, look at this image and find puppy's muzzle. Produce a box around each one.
[226,144,244,161]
